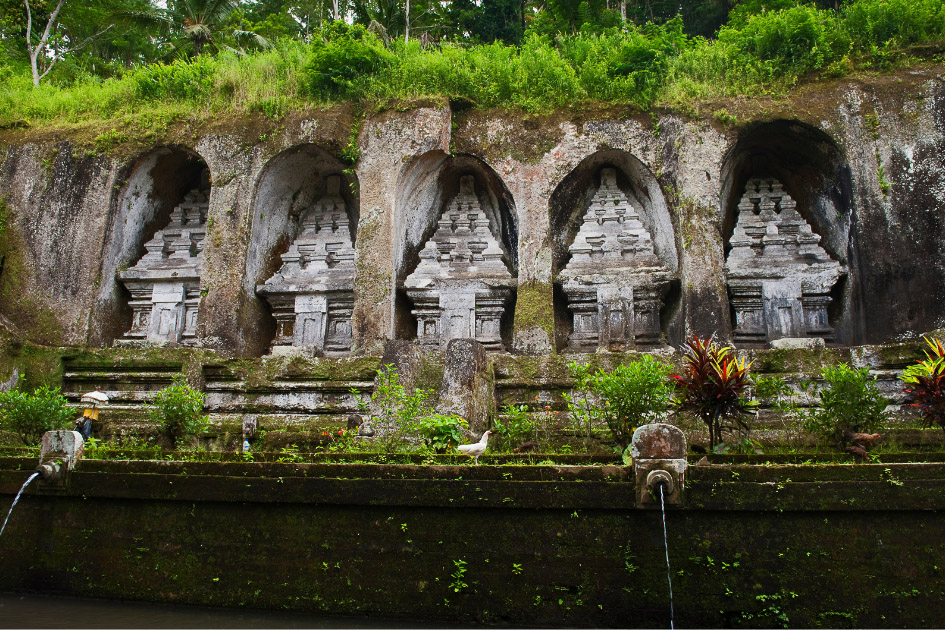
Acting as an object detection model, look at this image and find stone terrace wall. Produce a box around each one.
[2,68,945,356]
[1,459,944,627]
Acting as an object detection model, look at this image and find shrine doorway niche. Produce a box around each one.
[720,120,856,346]
[549,150,679,353]
[91,146,209,346]
[245,144,358,357]
[393,152,518,349]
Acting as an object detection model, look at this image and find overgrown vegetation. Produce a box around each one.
[0,380,72,445]
[149,374,208,449]
[804,362,888,447]
[1,0,944,128]
[565,356,675,448]
[356,364,468,455]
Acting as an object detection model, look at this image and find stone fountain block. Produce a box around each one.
[39,430,85,471]
[631,423,687,507]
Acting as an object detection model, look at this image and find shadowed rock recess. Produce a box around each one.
[3,68,945,627]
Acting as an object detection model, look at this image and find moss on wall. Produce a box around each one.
[1,460,944,627]
[0,199,65,345]
[512,280,555,344]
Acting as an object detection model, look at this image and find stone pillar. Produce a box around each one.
[352,107,452,355]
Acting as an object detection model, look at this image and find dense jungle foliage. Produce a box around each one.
[0,0,944,124]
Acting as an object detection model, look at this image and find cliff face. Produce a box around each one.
[1,65,943,356]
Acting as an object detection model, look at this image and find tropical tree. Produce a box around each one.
[123,0,268,57]
[23,0,114,84]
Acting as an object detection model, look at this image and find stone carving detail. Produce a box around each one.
[117,189,209,345]
[725,177,846,345]
[404,175,515,350]
[257,175,355,355]
[559,168,674,351]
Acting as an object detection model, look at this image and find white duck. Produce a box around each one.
[457,430,492,465]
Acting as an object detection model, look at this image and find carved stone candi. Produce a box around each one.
[725,177,846,345]
[559,168,675,351]
[117,189,209,345]
[404,175,515,351]
[257,175,355,355]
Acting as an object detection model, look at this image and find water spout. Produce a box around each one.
[659,483,675,630]
[0,472,39,542]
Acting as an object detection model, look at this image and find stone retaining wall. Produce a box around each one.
[1,458,943,627]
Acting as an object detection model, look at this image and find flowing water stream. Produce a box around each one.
[0,472,39,542]
[659,483,675,630]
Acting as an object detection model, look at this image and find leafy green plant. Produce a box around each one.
[326,427,358,453]
[149,375,207,449]
[493,404,537,452]
[417,413,468,453]
[359,364,433,454]
[671,335,758,450]
[0,384,72,445]
[303,22,395,99]
[276,443,304,463]
[901,336,945,435]
[566,356,675,448]
[449,559,468,592]
[804,362,887,446]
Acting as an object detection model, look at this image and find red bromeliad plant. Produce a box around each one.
[901,336,945,435]
[671,335,758,450]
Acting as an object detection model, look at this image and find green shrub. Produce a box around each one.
[493,403,537,452]
[0,384,73,446]
[417,413,468,453]
[805,362,887,446]
[359,364,433,454]
[303,22,395,99]
[567,356,675,448]
[149,375,207,449]
[716,5,850,77]
[844,0,945,51]
[133,55,219,101]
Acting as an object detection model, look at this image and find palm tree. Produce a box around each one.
[123,0,268,57]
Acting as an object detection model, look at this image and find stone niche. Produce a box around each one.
[404,175,516,351]
[725,177,846,345]
[117,188,210,345]
[256,175,355,355]
[559,168,676,351]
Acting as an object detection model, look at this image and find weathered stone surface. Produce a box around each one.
[436,339,492,435]
[117,188,210,345]
[630,422,687,460]
[2,69,945,354]
[559,168,676,351]
[257,175,355,355]
[404,175,516,350]
[725,177,846,346]
[38,430,85,470]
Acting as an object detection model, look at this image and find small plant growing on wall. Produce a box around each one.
[804,363,887,447]
[0,378,72,445]
[566,356,676,449]
[671,335,758,451]
[150,375,207,450]
[900,336,945,435]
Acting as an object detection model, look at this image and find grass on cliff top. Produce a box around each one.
[1,0,945,131]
